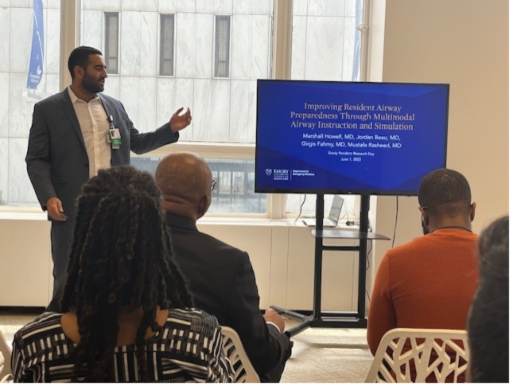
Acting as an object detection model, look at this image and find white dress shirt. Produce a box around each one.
[68,87,111,179]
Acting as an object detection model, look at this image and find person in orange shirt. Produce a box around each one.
[367,168,479,356]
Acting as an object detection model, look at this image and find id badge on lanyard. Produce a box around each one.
[101,99,122,150]
[106,115,122,150]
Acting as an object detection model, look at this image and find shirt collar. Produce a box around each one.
[67,86,99,104]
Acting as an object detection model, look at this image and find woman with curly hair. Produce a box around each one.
[11,166,234,382]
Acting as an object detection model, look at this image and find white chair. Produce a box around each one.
[221,326,260,383]
[365,328,470,383]
[0,330,12,382]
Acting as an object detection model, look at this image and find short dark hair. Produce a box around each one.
[418,168,471,217]
[468,215,509,382]
[67,46,103,79]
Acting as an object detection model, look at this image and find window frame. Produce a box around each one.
[104,12,120,74]
[159,13,175,77]
[56,0,370,220]
[213,15,231,78]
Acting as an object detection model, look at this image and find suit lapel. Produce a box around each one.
[60,89,86,151]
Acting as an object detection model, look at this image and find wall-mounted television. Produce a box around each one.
[255,80,449,196]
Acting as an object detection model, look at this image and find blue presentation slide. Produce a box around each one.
[255,81,449,195]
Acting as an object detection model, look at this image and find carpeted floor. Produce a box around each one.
[0,308,373,383]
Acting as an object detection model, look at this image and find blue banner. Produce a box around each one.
[27,0,44,90]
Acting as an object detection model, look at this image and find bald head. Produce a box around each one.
[155,152,213,219]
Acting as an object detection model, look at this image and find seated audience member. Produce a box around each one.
[11,166,233,383]
[468,215,509,383]
[367,168,479,355]
[154,151,292,383]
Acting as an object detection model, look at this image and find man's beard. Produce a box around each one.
[421,220,430,235]
[82,72,104,94]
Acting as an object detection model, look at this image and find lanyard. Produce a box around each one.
[99,97,122,149]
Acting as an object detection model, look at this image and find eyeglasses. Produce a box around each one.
[211,179,217,191]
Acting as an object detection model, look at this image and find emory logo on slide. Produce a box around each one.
[266,169,272,176]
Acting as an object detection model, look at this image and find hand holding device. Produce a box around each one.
[46,197,67,221]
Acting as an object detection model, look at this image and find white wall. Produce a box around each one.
[1,0,508,312]
[0,215,361,310]
[370,0,509,288]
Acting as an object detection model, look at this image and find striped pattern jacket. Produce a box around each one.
[12,309,234,382]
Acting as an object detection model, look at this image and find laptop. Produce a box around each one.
[302,195,344,227]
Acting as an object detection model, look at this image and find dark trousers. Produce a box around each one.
[259,334,293,383]
[50,218,75,299]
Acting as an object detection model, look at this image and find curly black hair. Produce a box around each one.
[60,166,193,382]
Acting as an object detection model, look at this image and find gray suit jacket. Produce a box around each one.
[26,89,178,219]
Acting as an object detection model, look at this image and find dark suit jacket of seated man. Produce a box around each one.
[155,152,292,383]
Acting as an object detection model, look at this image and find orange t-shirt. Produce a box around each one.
[367,228,479,355]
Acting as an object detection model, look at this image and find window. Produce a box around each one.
[285,0,365,218]
[1,0,367,219]
[214,15,231,78]
[130,157,265,214]
[159,14,175,76]
[104,12,119,74]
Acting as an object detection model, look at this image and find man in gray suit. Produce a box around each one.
[26,46,192,297]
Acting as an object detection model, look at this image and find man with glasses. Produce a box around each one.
[155,151,292,383]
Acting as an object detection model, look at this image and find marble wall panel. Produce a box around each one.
[194,13,213,78]
[118,76,140,128]
[233,0,250,14]
[158,0,178,13]
[45,73,60,94]
[136,76,157,133]
[231,14,251,79]
[251,0,273,15]
[9,1,31,7]
[140,12,159,77]
[212,0,232,14]
[9,7,32,73]
[174,0,196,13]
[0,0,10,7]
[345,0,357,17]
[291,16,306,79]
[9,73,32,138]
[46,0,60,8]
[293,0,307,16]
[0,74,7,138]
[120,12,141,75]
[82,0,103,10]
[119,76,157,134]
[0,8,9,72]
[229,80,256,143]
[250,15,270,79]
[308,0,345,17]
[0,138,7,204]
[81,10,104,51]
[173,78,194,142]
[192,79,230,142]
[8,138,38,205]
[175,13,196,78]
[46,8,60,74]
[102,75,120,100]
[156,77,176,131]
[342,17,356,80]
[195,0,213,13]
[102,0,121,10]
[122,0,158,12]
[305,17,344,80]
